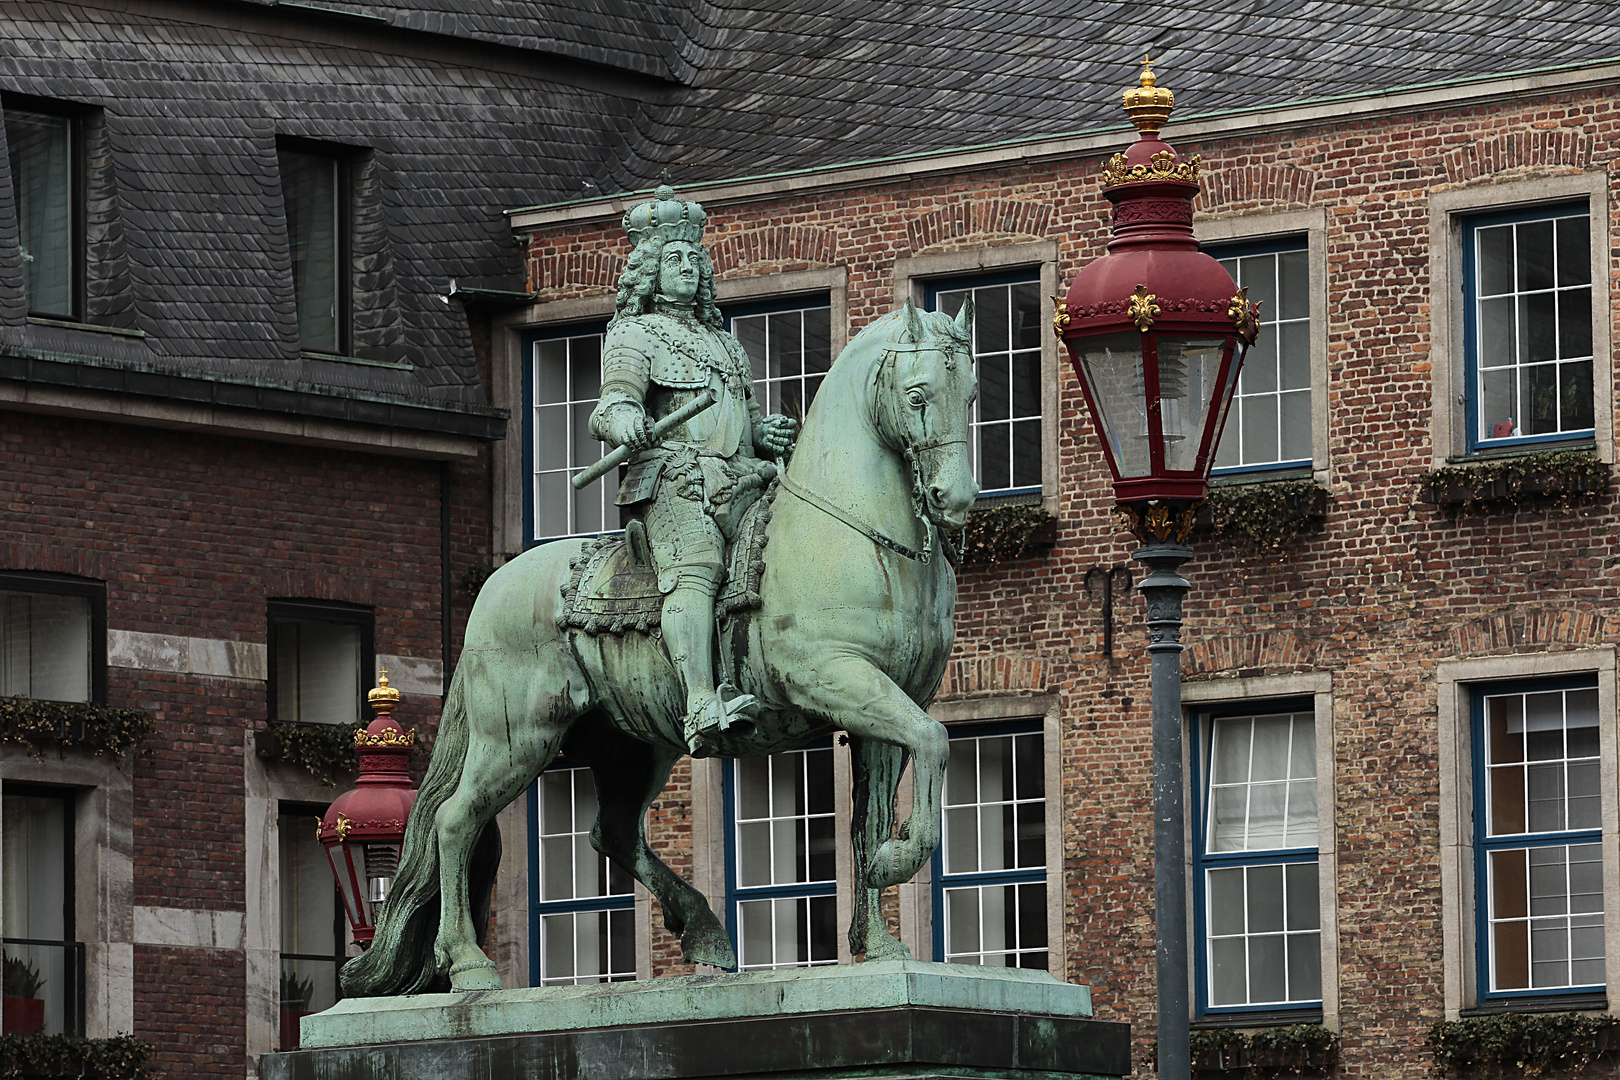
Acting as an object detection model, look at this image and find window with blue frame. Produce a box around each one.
[527,763,636,986]
[1473,676,1603,1000]
[1207,240,1311,473]
[1194,704,1321,1015]
[524,324,616,544]
[933,724,1046,968]
[725,295,832,425]
[725,744,837,970]
[926,274,1043,498]
[1464,204,1592,451]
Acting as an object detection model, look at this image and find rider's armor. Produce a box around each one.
[589,304,776,754]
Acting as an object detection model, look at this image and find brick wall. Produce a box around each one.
[0,411,488,1075]
[523,85,1620,1077]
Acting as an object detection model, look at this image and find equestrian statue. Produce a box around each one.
[341,186,979,995]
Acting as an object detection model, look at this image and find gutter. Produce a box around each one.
[0,344,507,442]
[508,54,1620,230]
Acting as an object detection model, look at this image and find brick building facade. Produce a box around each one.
[0,2,645,1075]
[497,61,1620,1077]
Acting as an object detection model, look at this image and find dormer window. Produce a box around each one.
[278,146,350,356]
[5,105,78,320]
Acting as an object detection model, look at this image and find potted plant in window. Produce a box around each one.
[279,970,314,1049]
[2,954,45,1035]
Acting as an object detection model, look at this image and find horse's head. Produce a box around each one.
[874,299,980,531]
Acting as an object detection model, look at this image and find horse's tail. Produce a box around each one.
[340,665,473,997]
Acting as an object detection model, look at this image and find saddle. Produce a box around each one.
[558,483,776,635]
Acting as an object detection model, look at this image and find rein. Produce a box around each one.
[780,473,934,563]
[779,340,965,567]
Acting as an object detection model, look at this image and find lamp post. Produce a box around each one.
[320,670,418,949]
[1056,60,1260,1080]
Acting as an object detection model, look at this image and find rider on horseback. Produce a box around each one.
[589,187,798,757]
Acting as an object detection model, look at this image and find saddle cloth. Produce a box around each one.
[558,483,775,635]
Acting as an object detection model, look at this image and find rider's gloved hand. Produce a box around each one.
[754,414,798,455]
[603,406,654,452]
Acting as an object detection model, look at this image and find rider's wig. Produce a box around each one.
[610,234,723,329]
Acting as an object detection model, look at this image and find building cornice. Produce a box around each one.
[0,345,506,457]
[508,56,1620,232]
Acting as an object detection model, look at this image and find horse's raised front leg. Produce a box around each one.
[580,728,738,970]
[849,734,911,961]
[434,651,573,990]
[794,655,947,889]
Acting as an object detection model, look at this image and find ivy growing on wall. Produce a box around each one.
[258,721,367,785]
[1421,448,1609,512]
[1152,1024,1339,1076]
[0,1034,156,1080]
[0,698,153,759]
[1429,1012,1619,1077]
[1203,479,1329,558]
[959,504,1058,565]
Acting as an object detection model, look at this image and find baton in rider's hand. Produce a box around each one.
[570,390,718,490]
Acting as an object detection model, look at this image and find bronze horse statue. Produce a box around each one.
[343,299,978,995]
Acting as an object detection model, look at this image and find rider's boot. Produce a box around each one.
[662,566,757,756]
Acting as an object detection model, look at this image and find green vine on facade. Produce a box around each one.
[259,721,367,785]
[0,698,154,759]
[1204,479,1329,558]
[1153,1024,1338,1076]
[1429,1012,1619,1077]
[0,1034,157,1080]
[959,504,1057,564]
[1421,448,1609,512]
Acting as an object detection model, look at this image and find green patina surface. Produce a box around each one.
[302,961,1093,1049]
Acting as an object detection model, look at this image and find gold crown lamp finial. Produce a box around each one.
[368,667,400,716]
[1122,53,1175,134]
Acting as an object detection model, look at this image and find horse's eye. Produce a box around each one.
[907,389,925,407]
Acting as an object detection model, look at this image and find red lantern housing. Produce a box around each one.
[1059,60,1260,515]
[320,671,417,948]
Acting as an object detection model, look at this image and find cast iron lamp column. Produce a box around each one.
[1055,60,1261,1080]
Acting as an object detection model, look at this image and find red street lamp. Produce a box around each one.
[320,670,417,949]
[1058,58,1259,533]
[1056,59,1262,1080]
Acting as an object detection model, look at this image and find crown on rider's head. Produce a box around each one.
[622,184,707,247]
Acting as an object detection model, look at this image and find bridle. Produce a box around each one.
[779,339,966,566]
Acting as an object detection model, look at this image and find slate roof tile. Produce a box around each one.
[6,0,1619,411]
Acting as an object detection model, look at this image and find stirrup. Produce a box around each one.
[683,689,759,757]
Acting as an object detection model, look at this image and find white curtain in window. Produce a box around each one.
[1208,713,1316,852]
[278,813,340,1014]
[0,592,91,703]
[2,793,70,1035]
[274,619,360,725]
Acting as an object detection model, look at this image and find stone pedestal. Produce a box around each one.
[259,961,1131,1080]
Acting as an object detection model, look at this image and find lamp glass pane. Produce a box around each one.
[1156,336,1231,473]
[1070,332,1149,477]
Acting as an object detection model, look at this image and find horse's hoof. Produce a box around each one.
[449,958,502,992]
[864,933,912,962]
[682,925,738,970]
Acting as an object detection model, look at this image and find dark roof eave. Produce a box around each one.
[0,346,507,442]
[506,52,1620,219]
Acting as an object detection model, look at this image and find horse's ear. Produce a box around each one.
[954,295,974,338]
[903,297,925,343]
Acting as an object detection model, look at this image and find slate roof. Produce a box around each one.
[0,0,650,407]
[619,0,1620,189]
[4,0,1619,419]
[238,0,701,84]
